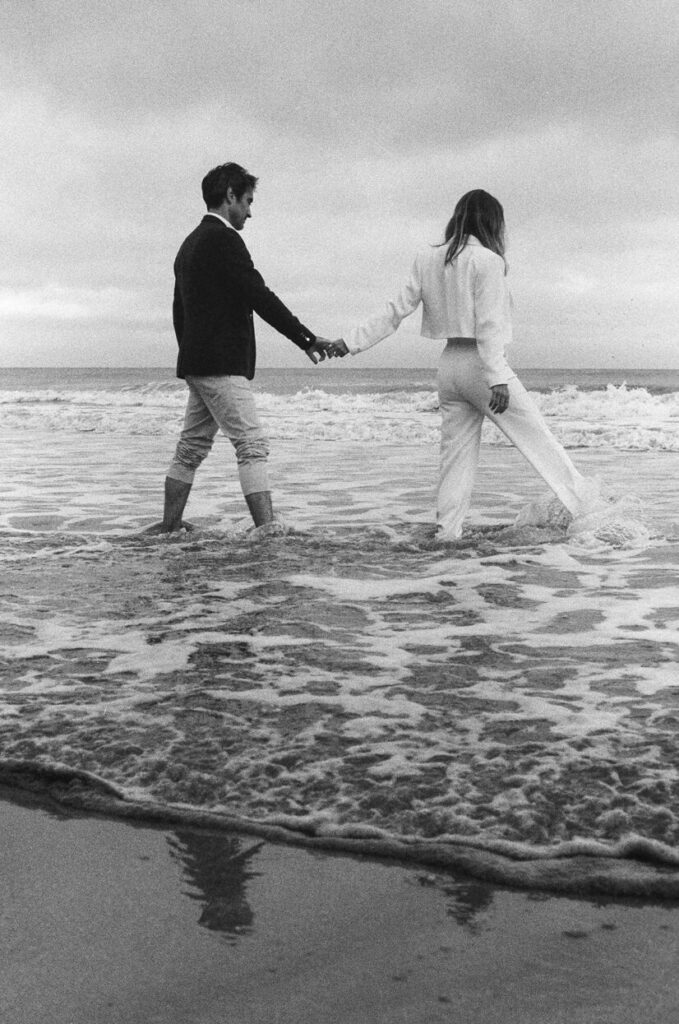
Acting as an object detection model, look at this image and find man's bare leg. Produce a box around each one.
[145,477,193,534]
[245,490,275,527]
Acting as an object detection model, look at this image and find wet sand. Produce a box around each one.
[3,789,679,1024]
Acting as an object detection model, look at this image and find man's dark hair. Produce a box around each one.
[201,163,258,209]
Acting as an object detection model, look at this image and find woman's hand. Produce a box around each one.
[489,384,509,414]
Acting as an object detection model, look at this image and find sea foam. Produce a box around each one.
[4,381,679,449]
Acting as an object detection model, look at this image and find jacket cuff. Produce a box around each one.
[293,328,316,350]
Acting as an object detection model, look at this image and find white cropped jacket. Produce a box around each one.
[343,236,514,386]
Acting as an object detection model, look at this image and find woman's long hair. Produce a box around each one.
[443,190,506,269]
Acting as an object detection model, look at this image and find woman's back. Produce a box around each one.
[415,236,509,342]
[342,232,511,387]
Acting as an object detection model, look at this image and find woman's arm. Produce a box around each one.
[341,259,423,354]
[473,255,514,387]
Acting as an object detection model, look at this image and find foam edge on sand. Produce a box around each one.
[3,758,679,899]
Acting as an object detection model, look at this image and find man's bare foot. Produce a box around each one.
[143,520,195,535]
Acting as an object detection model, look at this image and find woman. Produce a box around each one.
[332,190,590,539]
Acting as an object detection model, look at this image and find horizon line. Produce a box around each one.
[3,365,679,373]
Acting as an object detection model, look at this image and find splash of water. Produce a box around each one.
[512,478,651,550]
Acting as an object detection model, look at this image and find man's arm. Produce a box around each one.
[341,257,422,354]
[222,231,316,350]
[172,280,184,344]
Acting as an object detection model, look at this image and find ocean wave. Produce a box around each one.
[0,382,184,406]
[3,382,679,450]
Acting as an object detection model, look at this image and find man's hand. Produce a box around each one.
[328,339,349,358]
[489,384,510,414]
[306,337,336,364]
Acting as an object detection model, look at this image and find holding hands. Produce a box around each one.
[305,338,350,364]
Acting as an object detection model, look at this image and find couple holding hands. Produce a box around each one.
[153,162,588,539]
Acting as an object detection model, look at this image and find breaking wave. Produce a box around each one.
[4,380,679,449]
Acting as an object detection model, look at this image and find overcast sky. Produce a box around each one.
[2,0,678,369]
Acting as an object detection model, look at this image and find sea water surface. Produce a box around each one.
[2,365,679,890]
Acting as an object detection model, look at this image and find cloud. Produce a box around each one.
[0,284,160,321]
[3,0,677,136]
[1,0,678,367]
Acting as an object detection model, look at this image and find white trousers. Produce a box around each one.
[437,341,585,538]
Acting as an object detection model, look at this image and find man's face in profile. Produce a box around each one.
[226,188,254,231]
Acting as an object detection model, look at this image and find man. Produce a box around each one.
[150,162,333,536]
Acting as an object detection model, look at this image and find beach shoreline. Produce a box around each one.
[4,760,679,900]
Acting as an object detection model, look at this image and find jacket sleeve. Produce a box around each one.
[342,258,422,354]
[473,256,514,386]
[225,233,315,350]
[172,280,184,345]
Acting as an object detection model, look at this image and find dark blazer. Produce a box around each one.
[173,215,315,379]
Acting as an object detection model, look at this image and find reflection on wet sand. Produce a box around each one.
[167,829,264,938]
[168,821,500,939]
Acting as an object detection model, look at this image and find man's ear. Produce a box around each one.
[225,187,235,205]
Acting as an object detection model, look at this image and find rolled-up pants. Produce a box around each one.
[167,375,270,496]
[437,341,585,538]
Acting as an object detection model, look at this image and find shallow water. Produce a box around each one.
[3,422,679,872]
